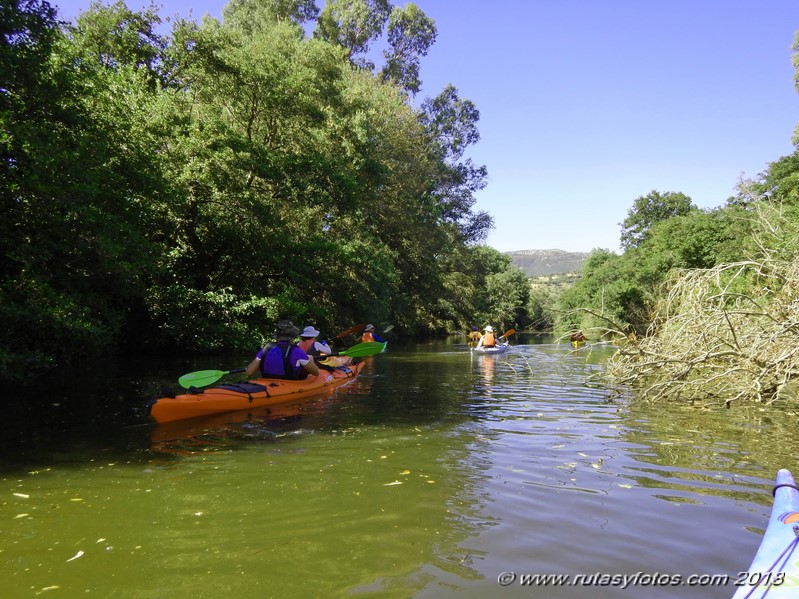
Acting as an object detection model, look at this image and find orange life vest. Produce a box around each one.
[483,332,495,347]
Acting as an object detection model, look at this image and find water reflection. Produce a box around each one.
[3,335,799,597]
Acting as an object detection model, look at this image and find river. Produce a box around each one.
[2,334,797,598]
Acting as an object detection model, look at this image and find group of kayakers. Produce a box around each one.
[245,320,384,381]
[469,325,588,348]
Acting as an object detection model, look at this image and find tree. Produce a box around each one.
[222,0,320,33]
[419,84,490,243]
[69,0,168,86]
[379,3,436,96]
[1,0,173,379]
[314,0,391,67]
[619,190,694,249]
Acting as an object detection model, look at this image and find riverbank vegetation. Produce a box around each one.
[1,0,534,383]
[558,163,799,404]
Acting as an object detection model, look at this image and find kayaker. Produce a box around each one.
[570,330,586,343]
[245,320,319,379]
[298,325,332,357]
[467,326,481,344]
[361,324,385,343]
[475,325,496,350]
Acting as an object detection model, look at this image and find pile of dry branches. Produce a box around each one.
[605,207,799,406]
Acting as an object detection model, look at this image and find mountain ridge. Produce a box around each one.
[505,249,589,277]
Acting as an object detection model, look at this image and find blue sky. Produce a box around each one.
[53,0,799,254]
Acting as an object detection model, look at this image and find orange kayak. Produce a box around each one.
[149,362,365,423]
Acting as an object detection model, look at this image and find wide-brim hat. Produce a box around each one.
[301,326,321,338]
[275,319,299,339]
[365,324,375,331]
[484,325,494,332]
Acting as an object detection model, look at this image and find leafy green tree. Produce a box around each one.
[222,0,320,30]
[528,285,556,331]
[379,3,436,96]
[619,190,695,249]
[481,267,531,331]
[68,0,168,85]
[453,246,533,332]
[314,0,390,68]
[558,249,627,334]
[2,0,501,379]
[751,150,799,207]
[1,0,173,379]
[419,84,490,243]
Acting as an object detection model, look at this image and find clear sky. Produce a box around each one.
[53,0,799,254]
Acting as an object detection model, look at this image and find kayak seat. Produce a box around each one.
[215,382,269,394]
[214,381,271,403]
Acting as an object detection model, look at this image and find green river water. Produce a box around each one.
[1,334,797,598]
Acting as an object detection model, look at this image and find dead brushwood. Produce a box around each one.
[605,205,799,406]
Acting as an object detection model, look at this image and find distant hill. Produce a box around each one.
[506,249,589,277]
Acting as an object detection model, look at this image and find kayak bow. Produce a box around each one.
[733,469,799,598]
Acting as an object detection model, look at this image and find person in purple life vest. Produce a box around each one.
[245,320,319,379]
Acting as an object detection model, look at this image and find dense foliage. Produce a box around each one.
[1,0,533,382]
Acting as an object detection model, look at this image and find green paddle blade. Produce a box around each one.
[339,341,387,357]
[178,367,245,389]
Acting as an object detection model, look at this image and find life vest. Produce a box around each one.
[298,338,316,355]
[362,331,375,343]
[482,332,496,347]
[299,338,329,357]
[260,341,306,380]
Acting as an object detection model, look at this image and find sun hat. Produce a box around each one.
[275,319,299,339]
[301,326,321,338]
[484,325,494,332]
[365,324,375,331]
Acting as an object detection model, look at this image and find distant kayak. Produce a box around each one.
[472,342,509,354]
[149,362,365,423]
[733,469,799,598]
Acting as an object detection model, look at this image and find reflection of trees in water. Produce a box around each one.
[147,352,497,591]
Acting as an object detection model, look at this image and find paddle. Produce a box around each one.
[328,341,387,358]
[499,328,516,340]
[383,324,394,334]
[334,323,366,340]
[178,367,246,389]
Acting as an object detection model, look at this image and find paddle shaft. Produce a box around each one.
[334,324,367,339]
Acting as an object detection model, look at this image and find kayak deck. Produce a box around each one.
[149,362,365,423]
[733,469,799,598]
[472,342,509,354]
